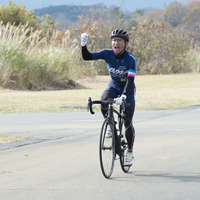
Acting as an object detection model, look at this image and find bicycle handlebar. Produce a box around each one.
[87,97,100,114]
[87,97,126,115]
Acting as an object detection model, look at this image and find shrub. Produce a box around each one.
[0,1,36,27]
[129,20,191,74]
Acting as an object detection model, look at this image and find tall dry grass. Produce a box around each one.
[0,22,96,90]
[0,21,199,90]
[186,44,200,73]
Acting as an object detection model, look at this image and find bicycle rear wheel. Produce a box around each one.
[119,121,131,173]
[99,119,115,179]
[120,145,131,173]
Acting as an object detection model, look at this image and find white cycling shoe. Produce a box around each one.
[124,151,134,166]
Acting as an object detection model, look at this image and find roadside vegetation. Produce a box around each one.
[0,136,27,144]
[0,74,200,113]
[0,1,200,90]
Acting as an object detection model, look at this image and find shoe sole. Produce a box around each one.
[124,163,132,167]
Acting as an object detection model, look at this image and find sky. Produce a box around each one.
[0,0,192,12]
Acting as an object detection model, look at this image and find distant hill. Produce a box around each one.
[34,4,107,27]
[34,3,156,28]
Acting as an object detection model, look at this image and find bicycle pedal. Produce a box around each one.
[121,140,126,145]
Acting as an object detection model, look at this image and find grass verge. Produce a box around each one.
[0,73,199,113]
[0,136,28,144]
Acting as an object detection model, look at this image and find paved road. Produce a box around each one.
[0,106,200,200]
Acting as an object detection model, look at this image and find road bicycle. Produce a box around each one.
[87,97,131,179]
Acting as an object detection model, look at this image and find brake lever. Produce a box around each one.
[88,97,95,114]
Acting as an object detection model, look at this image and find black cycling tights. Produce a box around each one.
[101,90,135,152]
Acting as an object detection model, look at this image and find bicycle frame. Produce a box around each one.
[88,97,126,152]
[88,97,130,178]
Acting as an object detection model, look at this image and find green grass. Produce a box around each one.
[0,74,200,114]
[0,136,28,144]
[135,73,200,110]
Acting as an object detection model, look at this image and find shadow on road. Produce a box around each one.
[113,171,200,183]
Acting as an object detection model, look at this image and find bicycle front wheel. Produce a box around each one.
[99,119,115,179]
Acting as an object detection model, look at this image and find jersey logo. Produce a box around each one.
[120,77,126,82]
[109,67,128,77]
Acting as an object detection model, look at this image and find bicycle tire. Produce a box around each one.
[120,146,131,173]
[99,119,115,179]
[119,120,131,173]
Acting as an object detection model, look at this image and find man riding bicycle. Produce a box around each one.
[81,29,137,166]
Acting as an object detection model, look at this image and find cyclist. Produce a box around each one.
[81,29,137,166]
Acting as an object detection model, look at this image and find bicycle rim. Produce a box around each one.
[99,119,115,179]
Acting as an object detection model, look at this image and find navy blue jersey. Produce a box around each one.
[92,49,137,101]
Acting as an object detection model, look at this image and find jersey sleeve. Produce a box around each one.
[82,46,93,60]
[127,54,137,78]
[122,54,137,96]
[128,69,136,78]
[92,49,108,60]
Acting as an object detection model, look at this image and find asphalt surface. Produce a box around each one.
[0,106,200,200]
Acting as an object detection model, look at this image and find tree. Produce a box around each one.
[128,20,191,74]
[0,1,56,33]
[126,19,138,31]
[0,1,36,27]
[148,9,164,22]
[182,7,200,41]
[163,1,186,27]
[186,1,200,10]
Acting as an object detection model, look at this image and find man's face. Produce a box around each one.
[111,37,127,55]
